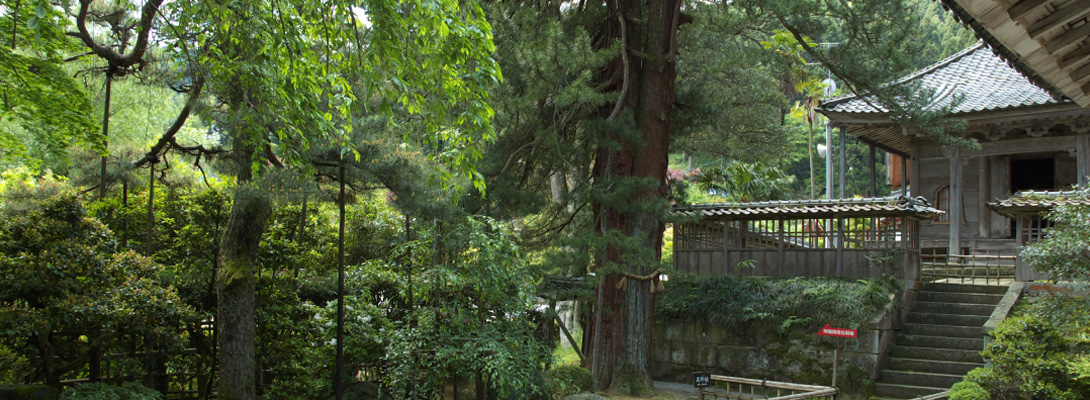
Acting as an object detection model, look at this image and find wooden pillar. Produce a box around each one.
[900,154,908,197]
[839,126,847,199]
[1078,133,1090,187]
[979,157,991,238]
[836,216,844,276]
[990,156,1011,237]
[910,140,921,198]
[948,148,963,257]
[869,144,877,197]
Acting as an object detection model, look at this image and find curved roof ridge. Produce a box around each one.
[821,42,987,109]
[821,42,1061,115]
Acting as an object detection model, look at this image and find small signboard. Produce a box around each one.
[817,323,857,338]
[693,372,711,388]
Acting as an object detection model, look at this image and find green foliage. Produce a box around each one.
[1021,187,1090,281]
[950,380,990,400]
[0,188,193,384]
[0,344,30,384]
[0,1,98,171]
[691,161,795,203]
[656,274,897,329]
[545,365,592,399]
[967,294,1090,400]
[60,382,161,400]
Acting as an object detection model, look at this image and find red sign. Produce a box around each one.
[817,323,857,338]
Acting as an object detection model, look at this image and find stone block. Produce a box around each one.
[670,341,688,365]
[665,321,683,341]
[695,344,717,367]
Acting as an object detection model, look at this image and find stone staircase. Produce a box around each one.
[873,283,1006,399]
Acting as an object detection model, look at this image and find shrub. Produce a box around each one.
[949,380,989,400]
[656,274,897,329]
[545,365,592,398]
[60,382,161,400]
[966,294,1090,400]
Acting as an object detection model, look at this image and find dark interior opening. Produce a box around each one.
[1011,158,1055,192]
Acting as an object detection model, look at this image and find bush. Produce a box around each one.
[60,382,161,400]
[656,274,897,329]
[545,365,592,398]
[966,294,1090,400]
[949,380,989,400]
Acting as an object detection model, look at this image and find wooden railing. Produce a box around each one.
[921,250,1016,285]
[696,375,838,400]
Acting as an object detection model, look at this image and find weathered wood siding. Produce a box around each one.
[674,249,899,279]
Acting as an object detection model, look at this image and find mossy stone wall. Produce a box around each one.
[651,301,896,399]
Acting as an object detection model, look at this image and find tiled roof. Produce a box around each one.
[988,190,1090,217]
[821,43,1063,115]
[673,196,944,220]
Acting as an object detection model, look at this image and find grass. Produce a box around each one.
[552,327,583,366]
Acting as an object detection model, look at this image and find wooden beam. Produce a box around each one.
[1008,0,1051,21]
[901,155,908,198]
[1059,45,1090,70]
[1070,61,1090,83]
[1046,19,1090,54]
[1028,3,1090,39]
[979,157,991,238]
[964,135,1077,158]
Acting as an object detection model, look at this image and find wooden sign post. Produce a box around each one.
[817,323,857,387]
[693,372,711,400]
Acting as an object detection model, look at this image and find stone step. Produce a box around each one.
[920,283,1007,295]
[902,323,980,338]
[915,291,1004,305]
[912,301,996,316]
[881,370,963,389]
[906,312,989,327]
[875,382,949,399]
[897,334,984,351]
[886,357,982,376]
[890,346,984,364]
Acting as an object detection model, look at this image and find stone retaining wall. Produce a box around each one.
[651,298,897,397]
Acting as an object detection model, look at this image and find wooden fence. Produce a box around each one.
[696,375,837,400]
[675,216,918,280]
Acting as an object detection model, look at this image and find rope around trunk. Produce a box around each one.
[616,269,665,293]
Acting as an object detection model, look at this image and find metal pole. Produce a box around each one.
[335,163,345,400]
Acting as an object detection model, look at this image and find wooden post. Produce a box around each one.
[869,144,877,197]
[1078,133,1090,187]
[979,157,991,238]
[99,70,113,200]
[836,217,844,276]
[147,162,155,256]
[910,140,921,199]
[839,126,847,199]
[949,148,963,258]
[335,163,346,400]
[901,155,908,198]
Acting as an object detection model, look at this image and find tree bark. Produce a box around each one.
[216,141,272,400]
[589,0,681,392]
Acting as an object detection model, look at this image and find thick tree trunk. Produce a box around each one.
[589,0,681,392]
[216,143,272,400]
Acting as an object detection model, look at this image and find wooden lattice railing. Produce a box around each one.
[921,250,1016,285]
[696,375,838,400]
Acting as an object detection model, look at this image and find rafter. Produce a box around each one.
[1009,0,1051,21]
[1028,3,1090,39]
[1046,20,1090,54]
